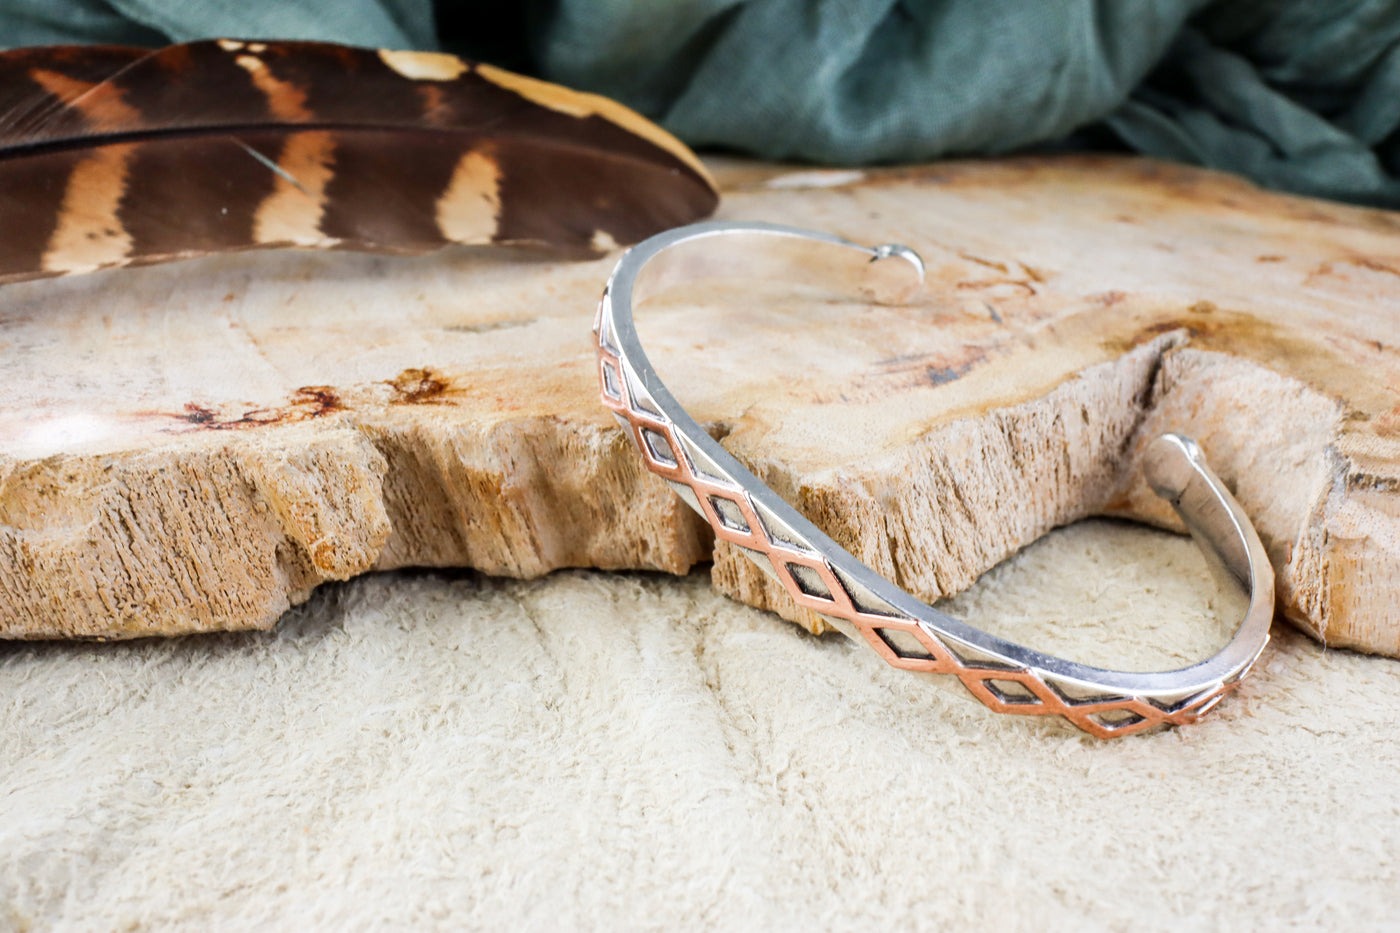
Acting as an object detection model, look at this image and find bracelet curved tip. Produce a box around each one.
[862,243,929,305]
[1143,432,1205,500]
[871,243,926,285]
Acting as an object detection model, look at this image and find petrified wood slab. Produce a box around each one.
[2,156,1397,656]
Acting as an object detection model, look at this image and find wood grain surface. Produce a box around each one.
[1,156,1396,655]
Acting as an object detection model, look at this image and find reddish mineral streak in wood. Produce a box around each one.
[164,387,345,431]
[387,368,453,405]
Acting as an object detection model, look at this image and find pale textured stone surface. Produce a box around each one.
[0,156,1397,654]
[2,524,1397,929]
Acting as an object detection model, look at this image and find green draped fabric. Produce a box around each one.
[3,0,1398,207]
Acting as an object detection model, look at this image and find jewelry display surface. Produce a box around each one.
[0,157,1396,657]
[5,549,1398,928]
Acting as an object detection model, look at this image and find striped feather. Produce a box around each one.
[0,40,719,283]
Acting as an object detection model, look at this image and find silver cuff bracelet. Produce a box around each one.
[593,221,1273,738]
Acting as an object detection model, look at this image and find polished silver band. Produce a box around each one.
[594,221,1273,737]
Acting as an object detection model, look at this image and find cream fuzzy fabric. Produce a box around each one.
[2,520,1397,931]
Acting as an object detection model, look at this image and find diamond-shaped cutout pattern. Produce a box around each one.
[595,304,1236,739]
[959,668,1060,714]
[641,428,678,467]
[863,622,956,673]
[984,678,1039,704]
[600,360,622,400]
[1089,708,1146,729]
[785,562,834,601]
[709,495,751,533]
[875,626,935,660]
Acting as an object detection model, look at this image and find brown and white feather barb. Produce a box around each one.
[0,39,719,283]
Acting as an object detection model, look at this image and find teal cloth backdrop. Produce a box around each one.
[3,0,1398,207]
